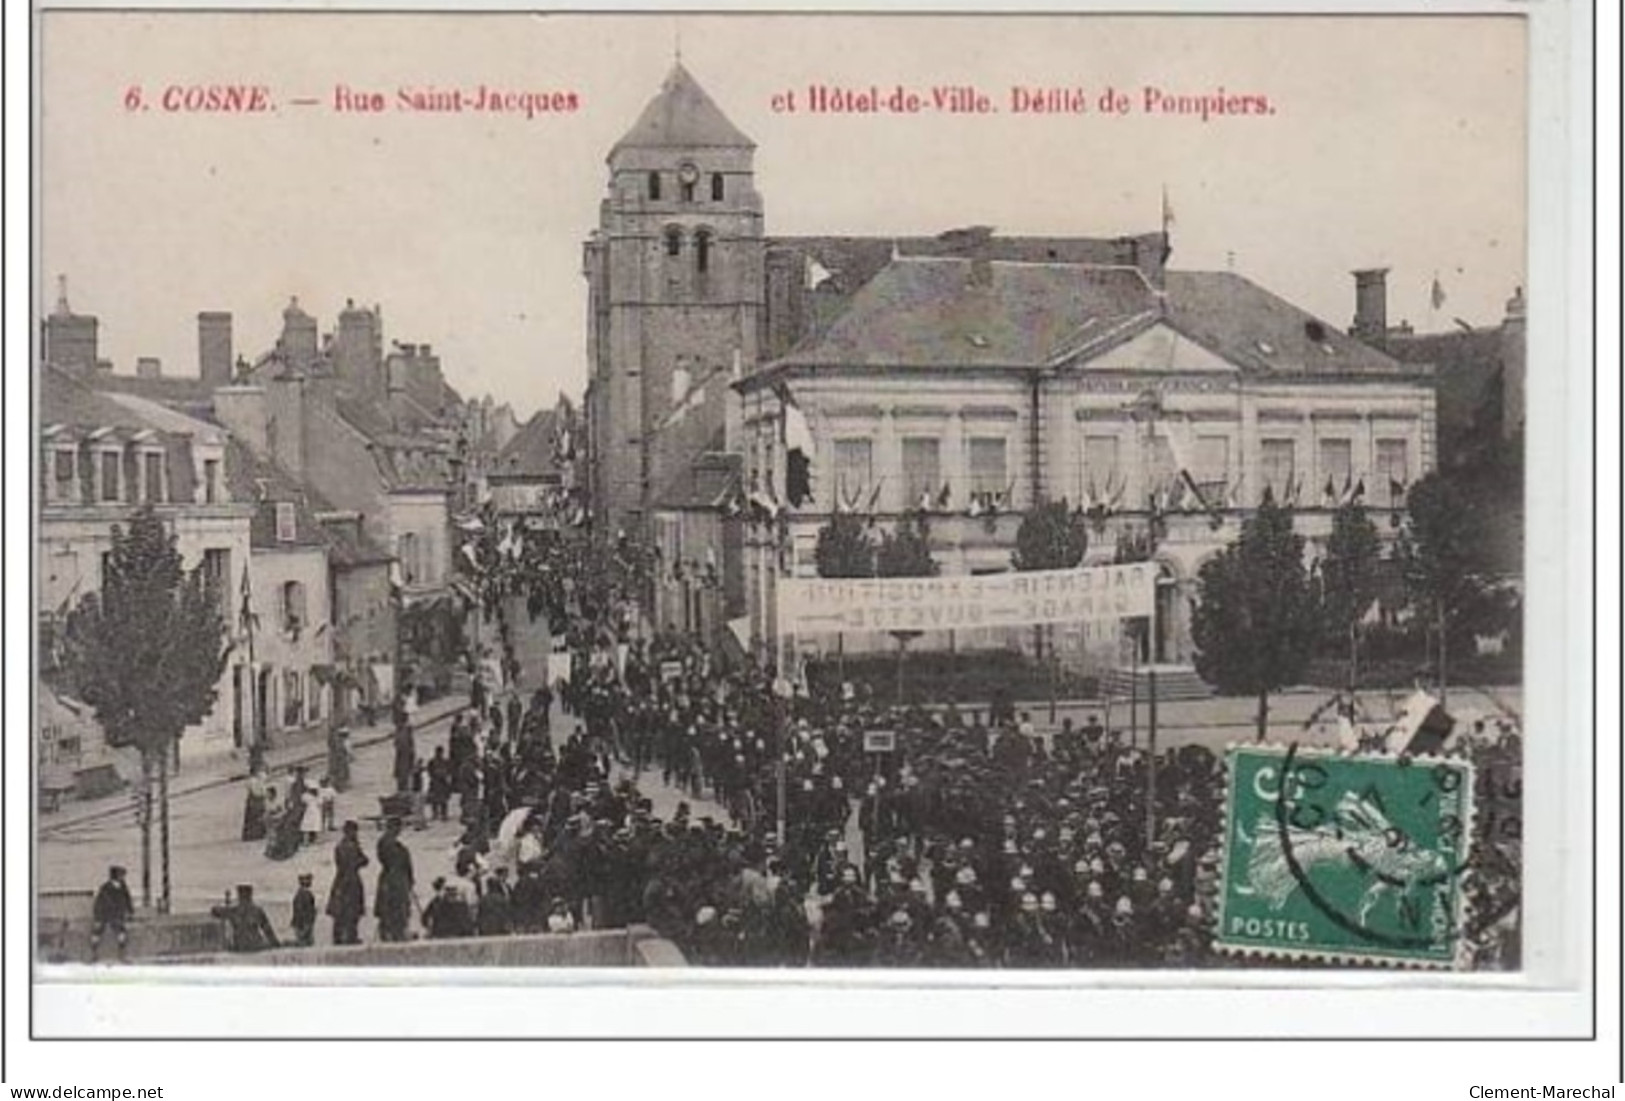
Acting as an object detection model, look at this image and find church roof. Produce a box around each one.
[612,62,754,153]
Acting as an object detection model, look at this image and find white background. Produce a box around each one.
[5,0,1617,1094]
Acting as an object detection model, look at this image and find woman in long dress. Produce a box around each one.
[265,780,307,861]
[241,766,270,842]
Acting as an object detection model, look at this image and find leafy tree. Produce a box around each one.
[1191,491,1318,741]
[814,511,876,579]
[1011,500,1089,572]
[54,507,227,912]
[875,512,938,579]
[1011,500,1089,661]
[1319,500,1382,686]
[1395,471,1496,704]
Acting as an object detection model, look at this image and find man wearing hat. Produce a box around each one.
[211,885,281,953]
[290,873,318,947]
[90,865,134,962]
[326,820,369,946]
[374,817,415,943]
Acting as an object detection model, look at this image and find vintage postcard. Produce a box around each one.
[32,6,1552,1013]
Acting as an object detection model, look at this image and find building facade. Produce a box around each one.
[737,258,1435,670]
[39,367,253,763]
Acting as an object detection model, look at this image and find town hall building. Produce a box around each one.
[583,64,1437,673]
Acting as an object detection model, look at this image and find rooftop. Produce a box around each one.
[612,62,755,154]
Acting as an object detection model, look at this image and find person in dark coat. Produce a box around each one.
[507,695,524,746]
[374,818,416,943]
[90,865,134,962]
[327,727,353,793]
[211,884,281,953]
[392,719,417,794]
[427,747,453,822]
[291,873,317,947]
[476,868,513,936]
[325,820,369,946]
[424,881,475,939]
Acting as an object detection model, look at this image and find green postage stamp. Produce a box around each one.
[1217,745,1474,967]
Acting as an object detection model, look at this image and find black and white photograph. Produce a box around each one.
[15,3,1608,1066]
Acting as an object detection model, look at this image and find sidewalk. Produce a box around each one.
[40,694,473,836]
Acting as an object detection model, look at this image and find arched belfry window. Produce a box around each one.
[647,172,662,201]
[694,228,713,274]
[664,226,683,257]
[711,173,725,202]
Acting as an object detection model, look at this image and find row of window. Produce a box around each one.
[824,434,1412,509]
[832,436,1012,507]
[45,445,213,506]
[647,169,725,204]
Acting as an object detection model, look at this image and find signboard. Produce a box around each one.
[776,563,1156,636]
[864,729,897,753]
[660,660,684,683]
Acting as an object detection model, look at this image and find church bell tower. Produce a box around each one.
[584,62,764,536]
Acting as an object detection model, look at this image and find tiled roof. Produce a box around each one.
[494,409,559,478]
[319,519,394,567]
[222,438,331,549]
[764,231,1168,356]
[1380,327,1504,435]
[40,365,154,430]
[1162,271,1417,378]
[654,450,741,511]
[101,391,226,440]
[613,62,754,152]
[772,258,1155,369]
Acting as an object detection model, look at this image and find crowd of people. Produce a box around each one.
[195,528,1521,971]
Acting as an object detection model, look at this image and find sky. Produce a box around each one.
[40,12,1527,419]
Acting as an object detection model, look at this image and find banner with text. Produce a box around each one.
[777,563,1156,636]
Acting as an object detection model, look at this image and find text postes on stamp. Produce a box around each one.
[1218,745,1474,968]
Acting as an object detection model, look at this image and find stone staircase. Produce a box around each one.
[1100,664,1213,702]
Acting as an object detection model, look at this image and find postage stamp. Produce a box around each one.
[1217,745,1474,968]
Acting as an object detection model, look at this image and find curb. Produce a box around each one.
[40,701,475,837]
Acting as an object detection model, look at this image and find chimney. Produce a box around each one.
[198,311,233,389]
[213,385,269,457]
[136,356,162,379]
[264,372,307,477]
[335,298,382,396]
[42,275,100,374]
[1350,268,1390,341]
[278,296,319,371]
[1500,286,1526,440]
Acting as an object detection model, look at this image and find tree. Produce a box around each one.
[1191,491,1318,741]
[875,512,937,701]
[1395,471,1494,705]
[813,511,876,579]
[1319,500,1382,686]
[54,507,228,912]
[1011,499,1089,573]
[1011,499,1089,679]
[814,511,876,677]
[875,512,938,579]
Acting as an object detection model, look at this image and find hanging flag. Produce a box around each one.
[865,477,885,516]
[777,383,816,508]
[934,481,952,512]
[238,563,259,636]
[1225,473,1245,510]
[805,254,834,291]
[1321,476,1337,508]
